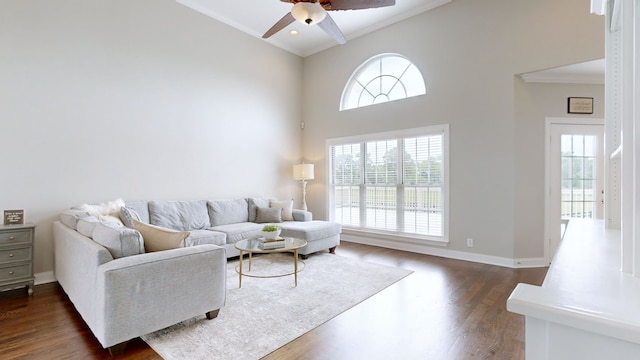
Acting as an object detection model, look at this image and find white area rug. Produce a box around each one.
[141,253,412,360]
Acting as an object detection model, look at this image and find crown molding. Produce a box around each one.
[519,72,604,85]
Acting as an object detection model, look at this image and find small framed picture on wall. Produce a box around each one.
[568,97,594,114]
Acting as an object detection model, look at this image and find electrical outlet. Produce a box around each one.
[467,238,474,247]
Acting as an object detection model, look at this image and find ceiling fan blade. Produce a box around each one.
[262,12,295,39]
[317,13,346,44]
[325,0,395,11]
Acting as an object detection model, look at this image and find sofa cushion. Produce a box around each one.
[209,222,263,244]
[98,215,124,226]
[208,199,249,226]
[255,207,282,223]
[270,199,294,221]
[59,209,91,230]
[149,200,210,231]
[119,206,141,228]
[185,230,227,247]
[92,222,145,258]
[280,221,342,242]
[133,219,190,252]
[248,198,271,222]
[124,200,150,223]
[76,216,121,238]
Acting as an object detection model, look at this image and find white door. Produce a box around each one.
[547,121,604,262]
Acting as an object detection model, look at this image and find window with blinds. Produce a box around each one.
[328,125,448,241]
[332,143,362,227]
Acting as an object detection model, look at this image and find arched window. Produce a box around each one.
[340,53,426,111]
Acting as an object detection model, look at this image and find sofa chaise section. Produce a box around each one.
[280,220,342,257]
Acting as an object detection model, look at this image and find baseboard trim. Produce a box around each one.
[342,235,547,269]
[512,257,548,268]
[35,271,56,285]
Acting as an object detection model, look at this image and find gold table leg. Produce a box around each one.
[294,249,298,287]
[238,250,243,288]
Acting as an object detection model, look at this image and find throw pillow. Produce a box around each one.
[270,199,294,221]
[248,198,271,222]
[255,207,283,224]
[74,198,126,218]
[119,206,141,228]
[132,219,190,252]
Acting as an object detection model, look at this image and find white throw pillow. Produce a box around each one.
[119,206,141,228]
[270,199,294,221]
[75,198,126,218]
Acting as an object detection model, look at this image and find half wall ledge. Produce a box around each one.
[507,219,640,359]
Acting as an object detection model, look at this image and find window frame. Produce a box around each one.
[340,53,426,111]
[326,124,449,244]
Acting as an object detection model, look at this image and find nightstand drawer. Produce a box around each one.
[0,230,32,246]
[0,247,31,263]
[0,263,31,282]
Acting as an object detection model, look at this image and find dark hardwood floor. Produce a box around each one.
[0,242,546,359]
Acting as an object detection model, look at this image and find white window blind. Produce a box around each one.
[328,125,448,241]
[403,135,443,236]
[331,143,362,227]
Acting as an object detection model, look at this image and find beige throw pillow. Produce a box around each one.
[132,219,190,252]
[270,199,294,221]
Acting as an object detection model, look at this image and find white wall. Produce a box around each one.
[0,0,303,275]
[514,80,605,258]
[0,0,606,277]
[301,0,604,260]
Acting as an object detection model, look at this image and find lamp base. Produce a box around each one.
[301,179,308,211]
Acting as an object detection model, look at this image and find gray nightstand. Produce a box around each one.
[0,223,35,295]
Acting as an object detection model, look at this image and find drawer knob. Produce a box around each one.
[8,271,14,275]
[9,253,14,257]
[9,236,14,240]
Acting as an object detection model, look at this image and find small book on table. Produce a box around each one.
[259,238,285,249]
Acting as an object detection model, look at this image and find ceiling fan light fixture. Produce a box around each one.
[291,2,326,25]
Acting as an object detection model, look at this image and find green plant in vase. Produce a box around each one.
[261,224,282,240]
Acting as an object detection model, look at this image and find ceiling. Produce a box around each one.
[176,0,452,57]
[174,0,605,82]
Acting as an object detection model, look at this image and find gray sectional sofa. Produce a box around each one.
[120,197,342,258]
[53,197,341,354]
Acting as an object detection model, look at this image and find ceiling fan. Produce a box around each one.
[262,0,396,44]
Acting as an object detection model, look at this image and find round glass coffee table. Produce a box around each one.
[234,237,307,288]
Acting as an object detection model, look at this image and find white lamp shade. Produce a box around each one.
[293,163,315,180]
[291,2,327,25]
